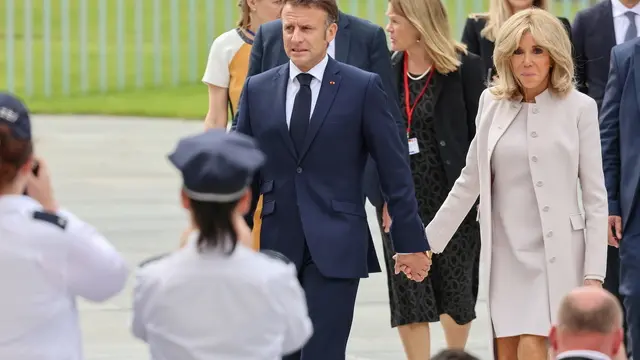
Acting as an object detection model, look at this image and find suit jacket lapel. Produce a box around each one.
[429,72,444,108]
[298,58,341,161]
[273,64,297,159]
[334,12,351,63]
[634,44,640,112]
[486,100,522,162]
[600,0,616,52]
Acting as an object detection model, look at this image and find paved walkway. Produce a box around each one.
[33,114,492,360]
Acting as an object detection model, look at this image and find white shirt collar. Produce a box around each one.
[0,194,39,212]
[289,54,329,83]
[612,0,640,17]
[556,349,611,360]
[183,230,239,254]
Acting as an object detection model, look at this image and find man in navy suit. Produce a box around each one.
[600,36,640,358]
[573,3,640,355]
[234,0,430,359]
[232,0,400,232]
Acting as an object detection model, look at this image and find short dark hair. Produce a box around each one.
[431,349,480,360]
[283,0,339,24]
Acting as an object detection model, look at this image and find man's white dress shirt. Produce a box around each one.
[612,0,640,44]
[556,349,611,360]
[285,54,329,128]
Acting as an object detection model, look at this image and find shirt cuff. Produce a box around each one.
[584,275,604,282]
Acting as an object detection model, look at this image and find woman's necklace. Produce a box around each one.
[407,66,431,80]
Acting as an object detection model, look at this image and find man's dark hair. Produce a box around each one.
[557,289,623,334]
[283,0,339,24]
[431,349,480,360]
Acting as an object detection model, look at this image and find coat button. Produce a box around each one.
[546,231,553,237]
[549,257,556,263]
[543,206,550,212]
[439,140,446,146]
[511,103,518,109]
[536,181,543,187]
[532,107,539,114]
[531,131,538,138]
[445,160,451,165]
[531,156,538,162]
[296,167,302,174]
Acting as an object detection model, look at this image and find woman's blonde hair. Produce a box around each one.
[490,8,574,100]
[237,0,251,28]
[476,0,548,42]
[389,0,466,74]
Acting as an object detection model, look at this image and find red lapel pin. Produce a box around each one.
[329,81,335,85]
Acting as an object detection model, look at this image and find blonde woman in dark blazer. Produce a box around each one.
[424,8,608,360]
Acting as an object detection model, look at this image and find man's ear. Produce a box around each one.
[180,189,190,210]
[611,328,624,355]
[326,22,338,43]
[236,189,252,216]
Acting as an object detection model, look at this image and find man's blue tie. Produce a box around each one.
[625,11,637,42]
[290,73,313,155]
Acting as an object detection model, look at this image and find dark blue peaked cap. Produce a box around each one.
[0,92,31,140]
[168,129,265,202]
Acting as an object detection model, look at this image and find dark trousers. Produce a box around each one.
[619,209,640,360]
[624,295,640,359]
[605,246,630,356]
[283,242,360,360]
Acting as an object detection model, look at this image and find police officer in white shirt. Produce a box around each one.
[0,92,129,360]
[131,129,313,360]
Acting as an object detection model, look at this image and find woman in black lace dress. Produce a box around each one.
[383,0,485,358]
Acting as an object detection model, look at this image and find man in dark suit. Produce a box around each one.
[573,2,640,354]
[549,287,624,360]
[234,0,430,358]
[573,0,640,109]
[232,0,401,237]
[601,36,640,359]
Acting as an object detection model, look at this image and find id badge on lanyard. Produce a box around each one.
[403,54,434,156]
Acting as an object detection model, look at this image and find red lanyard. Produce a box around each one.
[404,53,434,137]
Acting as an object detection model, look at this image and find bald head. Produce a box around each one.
[557,286,623,334]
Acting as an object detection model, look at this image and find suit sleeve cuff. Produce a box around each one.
[609,200,621,216]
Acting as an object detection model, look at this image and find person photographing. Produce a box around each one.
[0,92,128,360]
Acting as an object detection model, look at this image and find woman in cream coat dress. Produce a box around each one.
[423,8,608,360]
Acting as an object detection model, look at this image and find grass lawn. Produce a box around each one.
[1,0,587,119]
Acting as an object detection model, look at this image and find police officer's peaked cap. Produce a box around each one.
[168,129,265,202]
[0,92,31,140]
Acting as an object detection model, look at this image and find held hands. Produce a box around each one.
[383,203,430,281]
[608,216,622,248]
[393,252,432,282]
